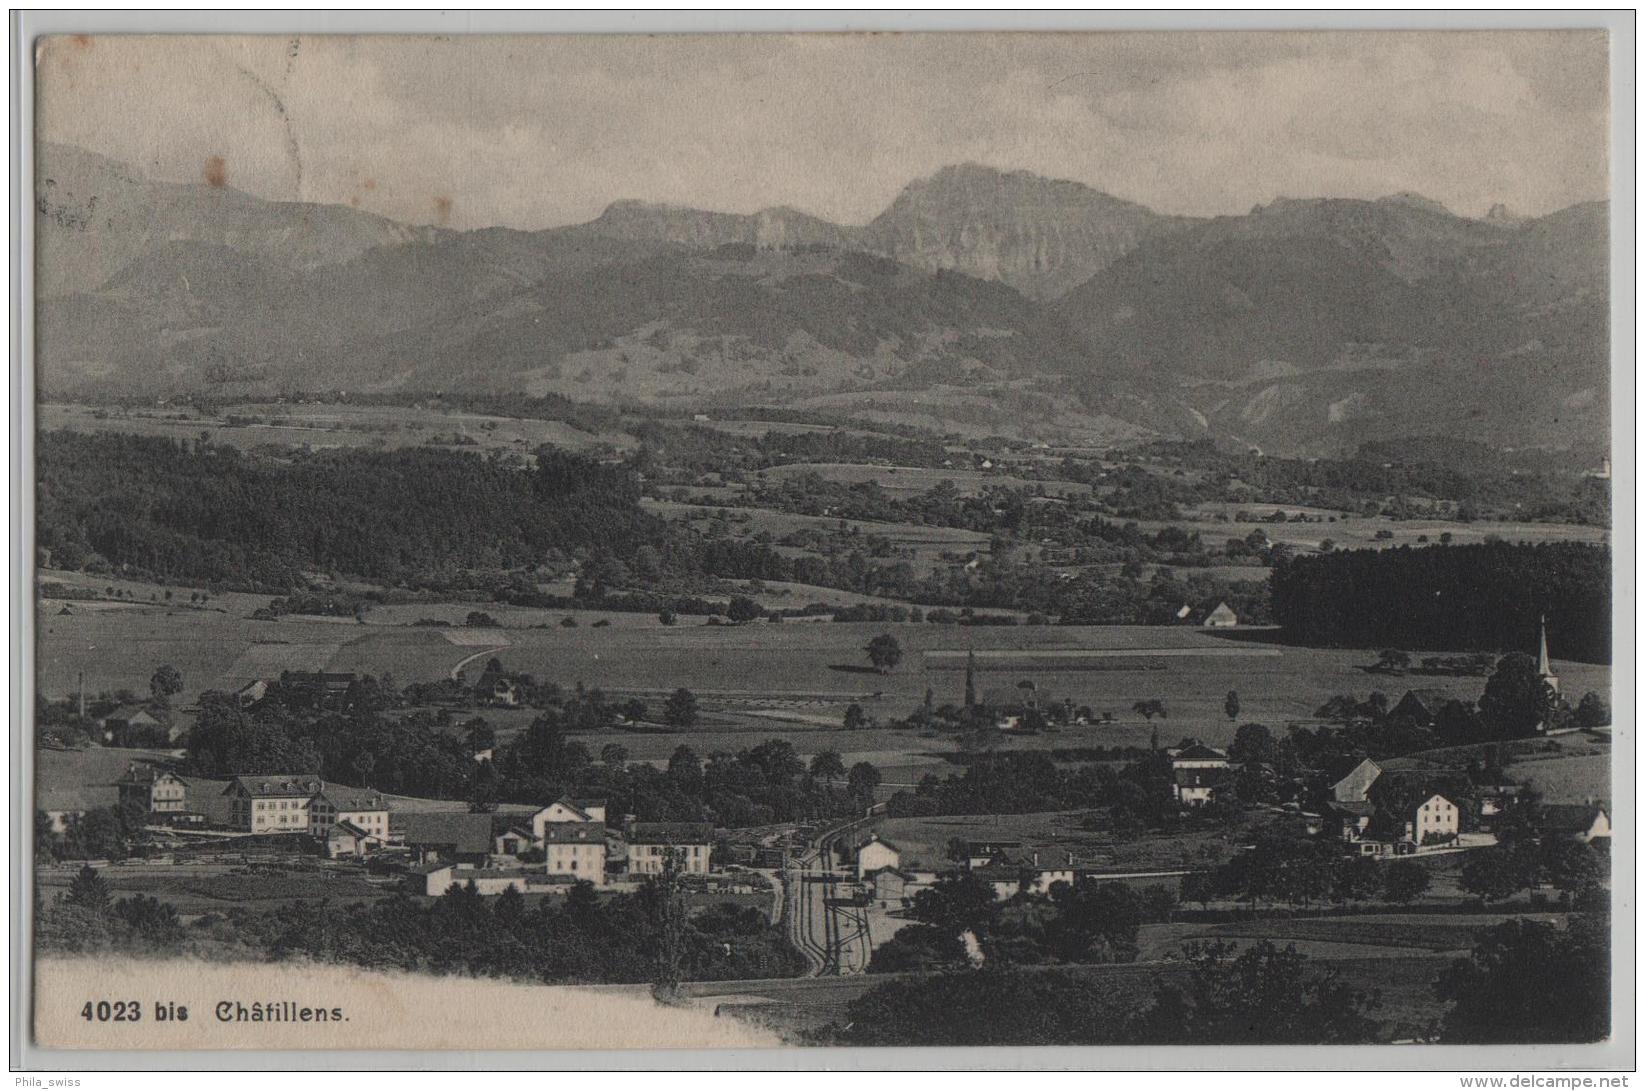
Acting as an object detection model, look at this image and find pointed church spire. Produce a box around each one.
[1537,615,1559,694]
[963,649,977,709]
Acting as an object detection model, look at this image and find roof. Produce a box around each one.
[117,763,181,786]
[224,774,323,799]
[400,812,495,854]
[105,704,160,724]
[542,823,606,844]
[1396,688,1461,713]
[1173,744,1228,762]
[1328,757,1382,785]
[329,819,374,840]
[1205,602,1237,620]
[627,821,714,845]
[857,835,900,855]
[1330,801,1377,818]
[535,797,594,822]
[867,866,915,882]
[1538,803,1609,832]
[316,786,387,810]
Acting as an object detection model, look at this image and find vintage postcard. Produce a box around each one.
[17,24,1629,1067]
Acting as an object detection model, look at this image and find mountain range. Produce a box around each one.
[35,142,1609,459]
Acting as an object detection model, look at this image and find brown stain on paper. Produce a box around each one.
[433,195,453,226]
[203,156,228,188]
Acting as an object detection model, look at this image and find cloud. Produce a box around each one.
[36,31,1610,229]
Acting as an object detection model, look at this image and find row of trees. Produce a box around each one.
[39,865,804,986]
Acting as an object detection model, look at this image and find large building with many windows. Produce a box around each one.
[223,774,324,833]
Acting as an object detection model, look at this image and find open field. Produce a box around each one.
[1129,513,1609,554]
[39,588,1613,756]
[1510,751,1612,804]
[34,862,398,913]
[40,402,635,456]
[757,461,1092,499]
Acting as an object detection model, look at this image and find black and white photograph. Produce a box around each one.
[13,20,1631,1068]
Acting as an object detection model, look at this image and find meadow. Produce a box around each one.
[39,401,635,456]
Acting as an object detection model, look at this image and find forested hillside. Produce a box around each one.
[1270,542,1611,662]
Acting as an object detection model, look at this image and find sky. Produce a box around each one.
[36,31,1611,230]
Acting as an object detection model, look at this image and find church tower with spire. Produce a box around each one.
[1537,615,1559,694]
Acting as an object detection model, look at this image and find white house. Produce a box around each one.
[543,822,608,886]
[627,822,714,876]
[854,834,901,880]
[1408,793,1460,845]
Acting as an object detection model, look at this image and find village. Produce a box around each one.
[35,606,1612,992]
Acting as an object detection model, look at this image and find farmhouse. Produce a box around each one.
[853,834,901,880]
[116,762,189,814]
[1391,689,1461,726]
[970,851,1080,899]
[1409,793,1461,845]
[400,812,494,866]
[324,819,384,860]
[223,774,323,834]
[492,820,537,857]
[543,822,608,885]
[1202,602,1238,628]
[1330,758,1383,803]
[100,705,171,746]
[627,821,714,876]
[234,679,269,708]
[1538,803,1611,843]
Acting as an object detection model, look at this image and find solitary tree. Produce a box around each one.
[65,864,111,911]
[843,703,866,730]
[600,743,630,767]
[865,633,904,673]
[664,687,699,728]
[1479,653,1557,738]
[149,665,183,703]
[809,750,847,787]
[1574,691,1611,728]
[1223,690,1241,723]
[847,761,882,804]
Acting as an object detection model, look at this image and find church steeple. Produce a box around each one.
[1537,615,1559,694]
